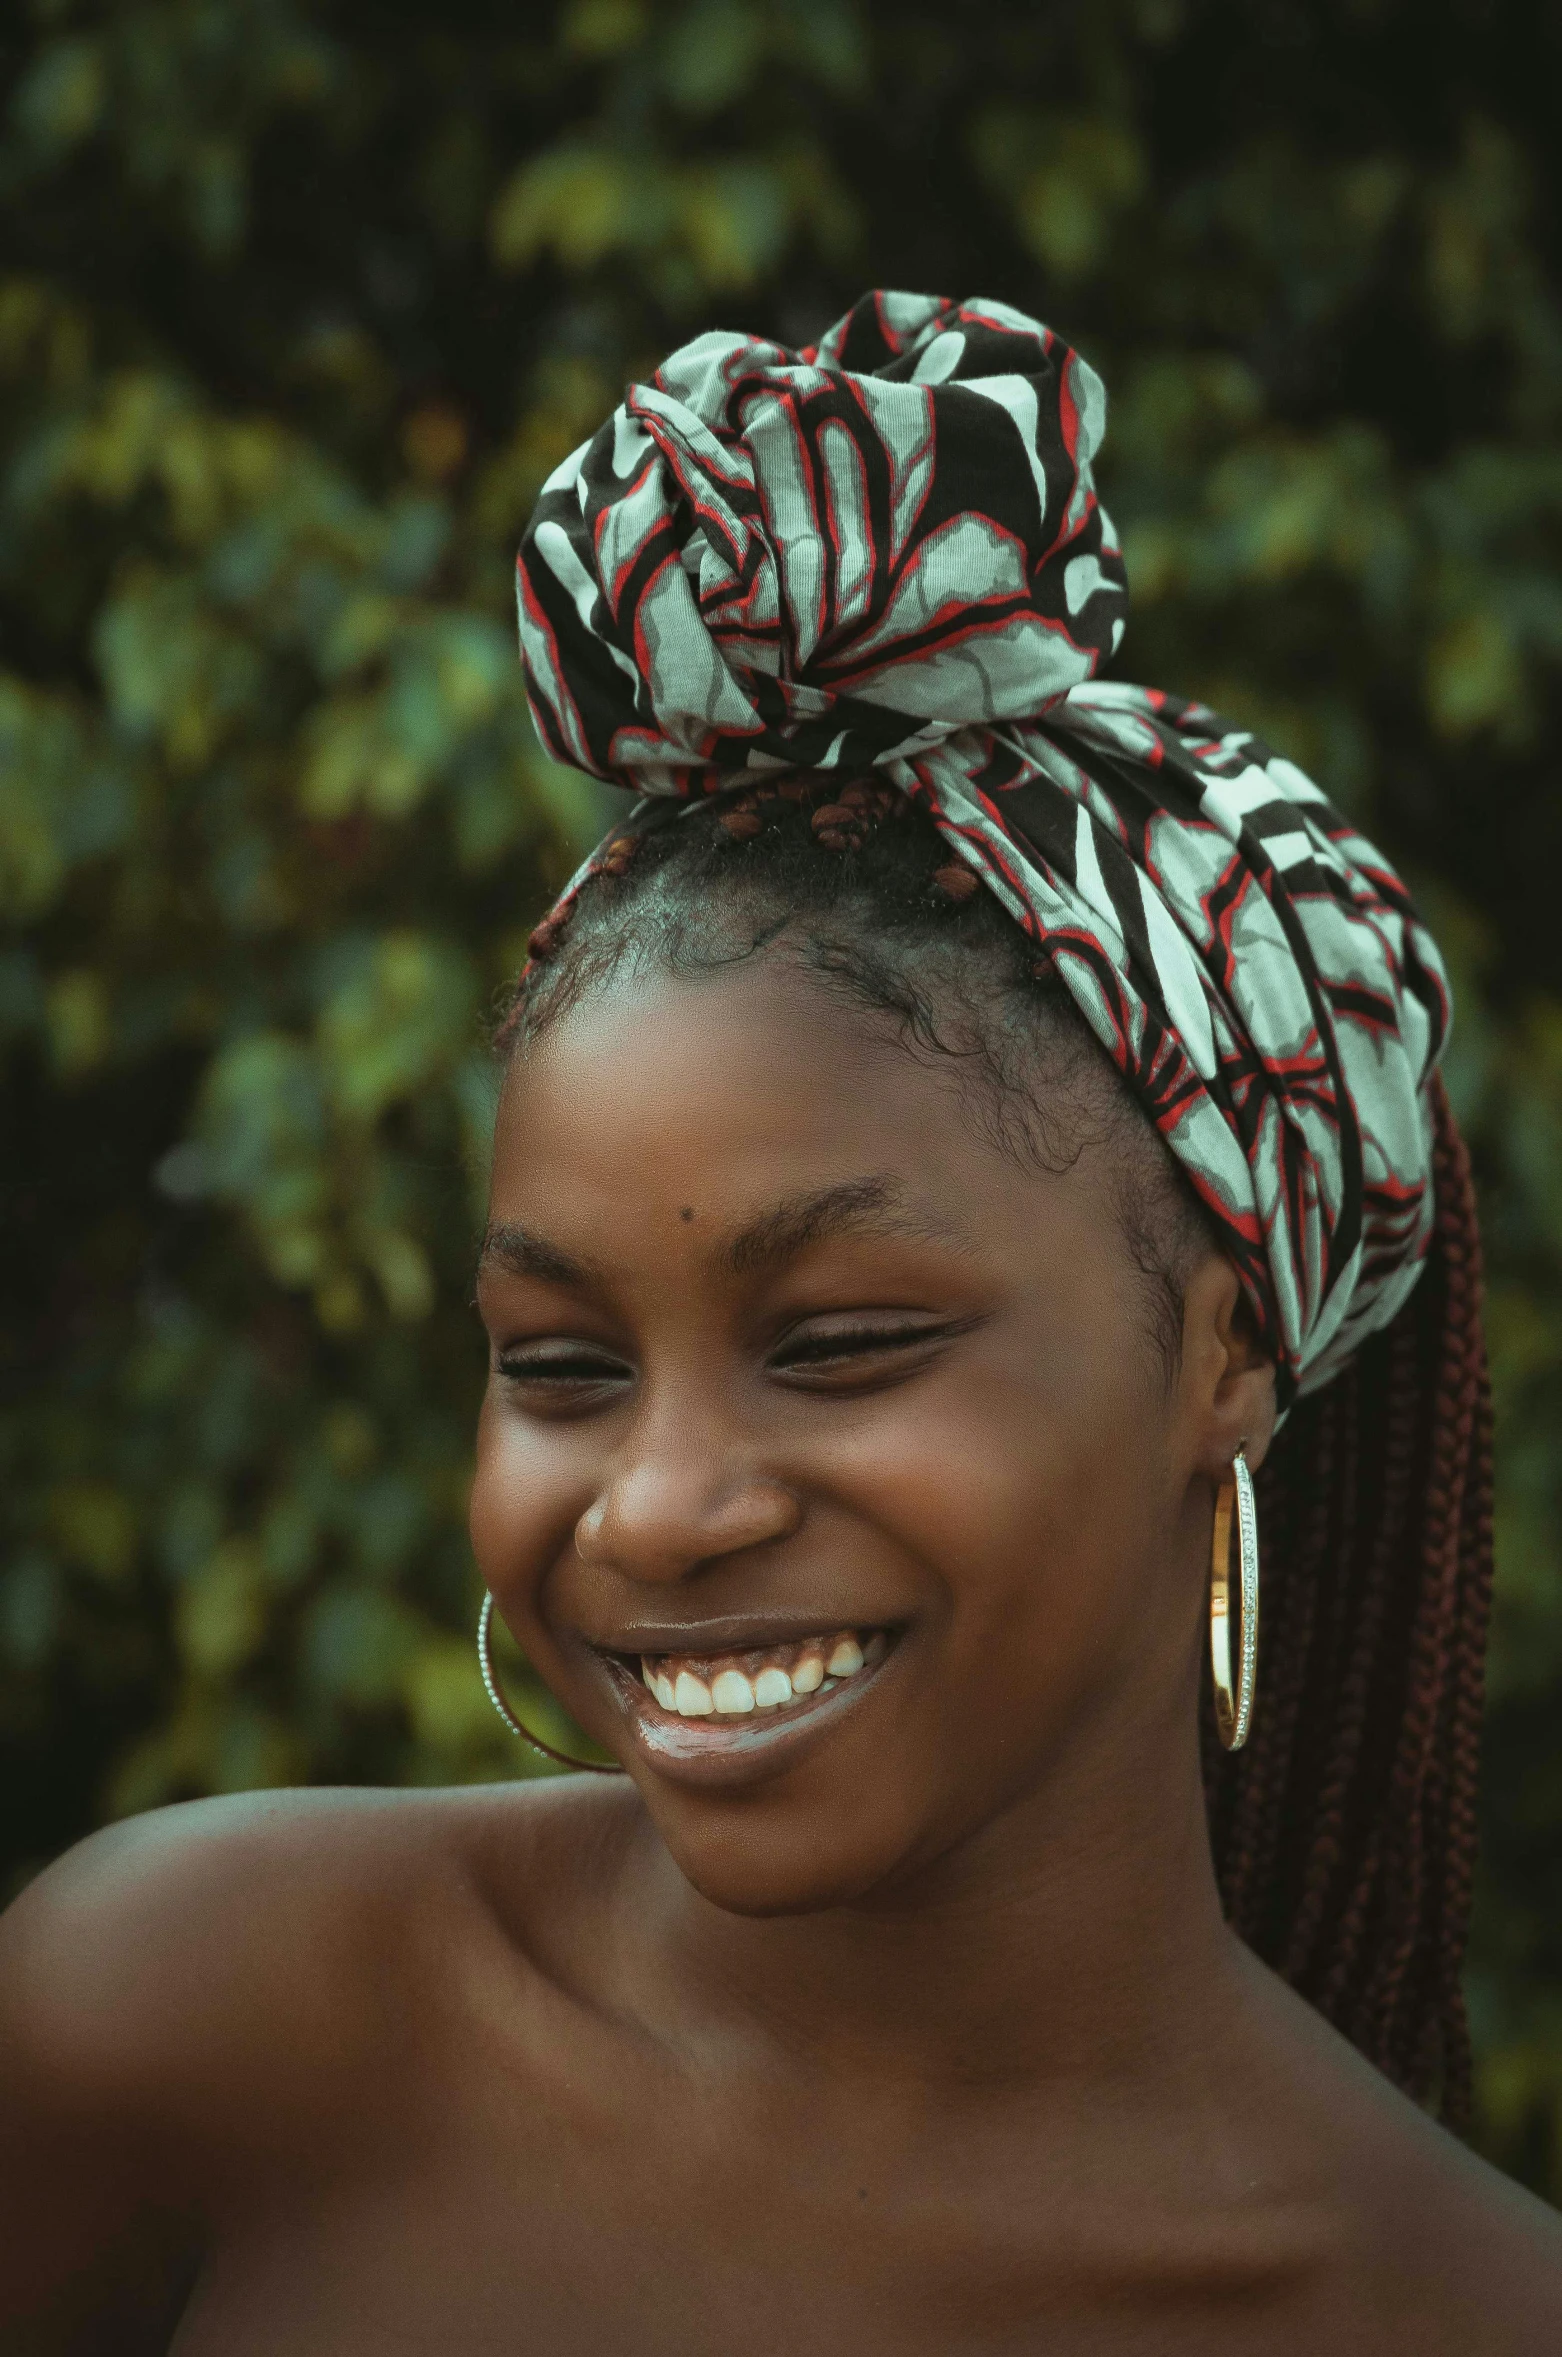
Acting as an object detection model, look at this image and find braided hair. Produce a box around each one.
[500,774,1494,2130]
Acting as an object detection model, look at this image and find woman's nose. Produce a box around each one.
[574,1411,800,1585]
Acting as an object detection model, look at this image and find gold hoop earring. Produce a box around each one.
[477,1592,625,1775]
[1210,1446,1259,1752]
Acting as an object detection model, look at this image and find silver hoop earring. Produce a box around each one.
[1210,1446,1260,1752]
[477,1592,625,1775]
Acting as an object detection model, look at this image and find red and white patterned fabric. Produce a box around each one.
[516,290,1450,1403]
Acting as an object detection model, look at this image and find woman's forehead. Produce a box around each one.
[487,962,1119,1293]
[499,959,1026,1192]
[504,958,953,1137]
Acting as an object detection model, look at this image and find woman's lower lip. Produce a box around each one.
[598,1644,899,1789]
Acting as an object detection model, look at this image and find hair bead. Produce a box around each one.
[597,835,638,876]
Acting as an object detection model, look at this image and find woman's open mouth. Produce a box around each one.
[590,1624,900,1784]
[641,1626,889,1716]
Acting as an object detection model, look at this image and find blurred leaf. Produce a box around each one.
[659,1,765,111]
[47,1484,137,1585]
[317,931,478,1123]
[8,38,106,159]
[492,144,651,271]
[45,968,111,1077]
[973,110,1146,281]
[303,1586,422,1708]
[176,1540,268,1678]
[561,0,650,59]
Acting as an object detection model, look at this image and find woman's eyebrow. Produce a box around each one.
[478,1221,596,1288]
[724,1175,966,1276]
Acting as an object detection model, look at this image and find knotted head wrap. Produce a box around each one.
[516,290,1451,1406]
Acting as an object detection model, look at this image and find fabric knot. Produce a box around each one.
[516,289,1128,796]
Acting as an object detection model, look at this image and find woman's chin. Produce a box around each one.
[645,1807,910,1921]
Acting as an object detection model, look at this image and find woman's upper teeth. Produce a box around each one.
[641,1631,885,1717]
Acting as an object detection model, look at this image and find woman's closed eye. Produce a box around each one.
[494,1341,633,1408]
[767,1312,978,1388]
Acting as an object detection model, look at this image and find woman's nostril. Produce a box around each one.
[573,1498,608,1561]
[574,1469,799,1579]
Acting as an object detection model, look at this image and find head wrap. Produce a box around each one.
[516,289,1450,1405]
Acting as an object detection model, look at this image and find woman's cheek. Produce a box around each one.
[468,1391,577,1598]
[836,1346,1157,1662]
[837,1345,1097,1559]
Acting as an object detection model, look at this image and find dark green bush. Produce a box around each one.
[3,0,1560,2200]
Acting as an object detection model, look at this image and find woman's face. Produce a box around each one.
[471,955,1269,1916]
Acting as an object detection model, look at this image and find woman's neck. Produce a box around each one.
[624,1693,1243,2105]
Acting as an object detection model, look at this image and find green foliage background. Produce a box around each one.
[3,0,1561,2197]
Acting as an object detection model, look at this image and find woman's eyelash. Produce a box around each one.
[496,1348,628,1382]
[772,1322,946,1366]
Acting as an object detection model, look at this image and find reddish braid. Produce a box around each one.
[506,778,1494,2129]
[1218,1086,1493,2126]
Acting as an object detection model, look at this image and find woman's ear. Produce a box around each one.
[1181,1254,1278,1480]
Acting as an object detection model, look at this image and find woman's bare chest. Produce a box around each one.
[161,2090,1383,2357]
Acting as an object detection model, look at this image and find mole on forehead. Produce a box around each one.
[479,1176,968,1289]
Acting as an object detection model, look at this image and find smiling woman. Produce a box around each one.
[2,291,1561,2355]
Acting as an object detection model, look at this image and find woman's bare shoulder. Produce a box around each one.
[1251,1961,1562,2350]
[0,1779,626,2345]
[1360,2093,1562,2350]
[0,1778,616,2126]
